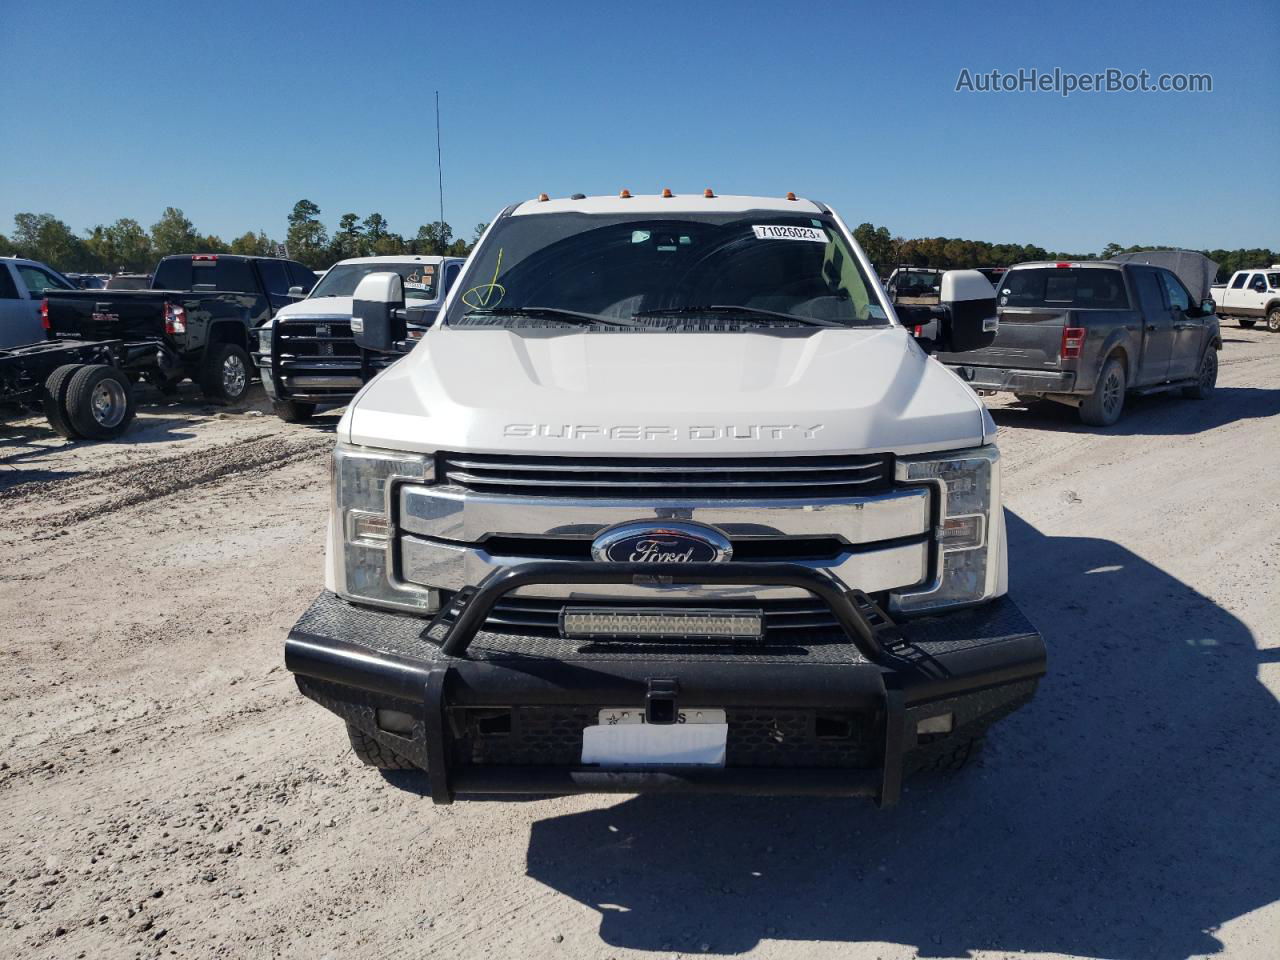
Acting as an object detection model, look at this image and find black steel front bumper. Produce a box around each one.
[284,563,1045,807]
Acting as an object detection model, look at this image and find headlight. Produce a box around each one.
[332,442,438,613]
[889,445,1002,615]
[256,326,272,355]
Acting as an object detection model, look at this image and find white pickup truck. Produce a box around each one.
[282,192,1046,808]
[1212,267,1280,331]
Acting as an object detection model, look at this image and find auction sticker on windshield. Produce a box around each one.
[752,224,827,242]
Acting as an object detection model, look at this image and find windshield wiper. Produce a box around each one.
[632,305,843,328]
[465,306,640,327]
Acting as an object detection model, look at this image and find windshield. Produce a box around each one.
[445,211,887,328]
[310,262,440,301]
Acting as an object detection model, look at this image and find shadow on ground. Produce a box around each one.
[523,512,1280,958]
[988,385,1280,436]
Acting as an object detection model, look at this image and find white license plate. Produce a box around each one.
[582,708,728,766]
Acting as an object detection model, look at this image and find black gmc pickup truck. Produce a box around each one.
[44,254,316,403]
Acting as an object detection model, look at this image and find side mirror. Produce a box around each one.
[287,285,305,298]
[1199,298,1216,317]
[351,272,406,351]
[937,270,998,352]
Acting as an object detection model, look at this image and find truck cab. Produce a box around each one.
[1212,267,1280,331]
[282,192,1045,807]
[255,255,465,422]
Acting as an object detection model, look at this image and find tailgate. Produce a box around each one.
[48,291,168,341]
[936,307,1067,369]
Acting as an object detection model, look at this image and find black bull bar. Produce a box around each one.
[286,562,1042,808]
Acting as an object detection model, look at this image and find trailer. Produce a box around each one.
[0,339,137,440]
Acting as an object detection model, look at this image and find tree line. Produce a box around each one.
[0,201,487,274]
[851,223,1276,283]
[0,205,1270,283]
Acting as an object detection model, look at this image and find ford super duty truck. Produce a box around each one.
[1211,266,1280,332]
[283,192,1046,807]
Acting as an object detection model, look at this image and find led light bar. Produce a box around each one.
[560,607,764,641]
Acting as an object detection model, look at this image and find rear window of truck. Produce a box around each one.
[153,257,259,294]
[999,268,1129,309]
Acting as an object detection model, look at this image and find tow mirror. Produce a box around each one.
[937,270,998,352]
[287,285,305,298]
[352,272,406,351]
[1199,298,1216,317]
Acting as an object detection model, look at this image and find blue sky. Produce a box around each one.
[2,0,1276,253]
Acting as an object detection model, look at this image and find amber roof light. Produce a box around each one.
[786,192,797,201]
[619,189,632,198]
[661,188,673,198]
[704,188,715,198]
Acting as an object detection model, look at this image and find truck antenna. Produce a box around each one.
[435,91,445,252]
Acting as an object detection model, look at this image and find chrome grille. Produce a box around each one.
[435,452,893,499]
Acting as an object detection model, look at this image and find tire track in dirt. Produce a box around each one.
[0,433,331,532]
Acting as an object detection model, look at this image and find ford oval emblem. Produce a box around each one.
[591,521,732,564]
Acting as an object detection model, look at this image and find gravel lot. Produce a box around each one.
[2,327,1278,960]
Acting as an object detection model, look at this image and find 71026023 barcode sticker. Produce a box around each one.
[751,225,827,242]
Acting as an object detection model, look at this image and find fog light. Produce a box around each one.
[376,709,415,735]
[917,713,954,735]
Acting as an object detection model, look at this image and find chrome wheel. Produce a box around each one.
[222,354,247,396]
[90,378,128,428]
[1267,309,1280,333]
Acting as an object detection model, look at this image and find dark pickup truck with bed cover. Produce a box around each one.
[933,255,1221,426]
[43,253,316,404]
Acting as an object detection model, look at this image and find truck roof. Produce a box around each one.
[331,255,461,266]
[510,193,825,216]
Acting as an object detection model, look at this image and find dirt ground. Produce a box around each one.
[2,327,1278,960]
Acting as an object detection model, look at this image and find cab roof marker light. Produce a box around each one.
[704,188,715,198]
[662,188,673,198]
[537,193,549,202]
[619,189,631,199]
[786,191,797,201]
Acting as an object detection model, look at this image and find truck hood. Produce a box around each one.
[265,297,355,327]
[343,326,993,456]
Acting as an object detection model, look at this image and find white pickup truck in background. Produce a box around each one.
[1212,267,1280,331]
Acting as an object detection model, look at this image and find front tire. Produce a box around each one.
[1079,357,1126,426]
[65,365,136,440]
[346,724,417,770]
[1182,348,1218,399]
[272,400,316,423]
[199,343,252,405]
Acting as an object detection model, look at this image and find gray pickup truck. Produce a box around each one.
[934,255,1221,425]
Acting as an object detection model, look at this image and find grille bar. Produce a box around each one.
[438,452,893,499]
